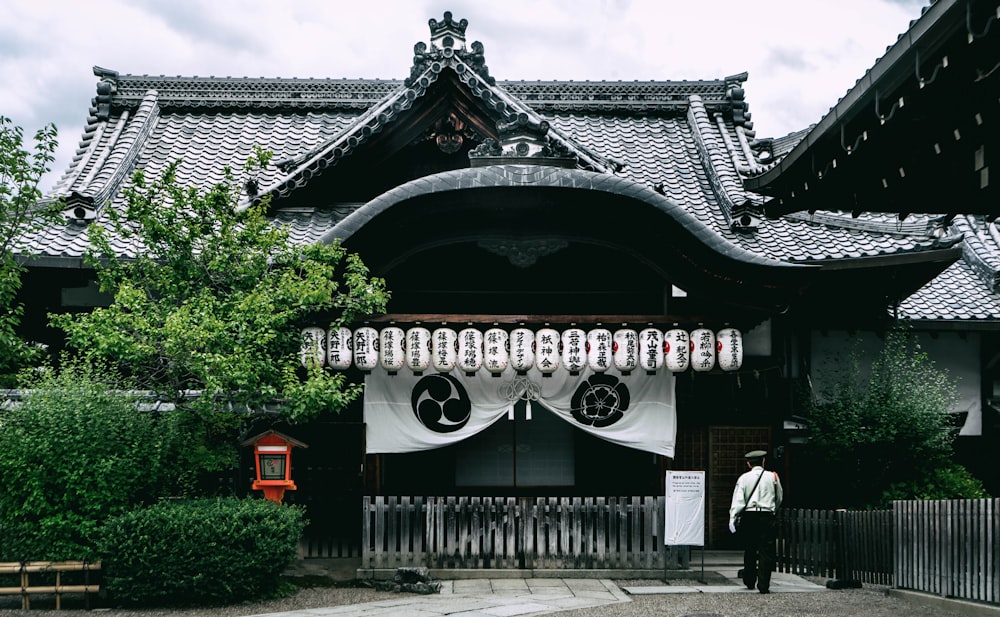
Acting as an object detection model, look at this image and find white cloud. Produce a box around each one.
[0,0,924,192]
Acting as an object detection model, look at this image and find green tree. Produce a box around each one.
[801,327,986,508]
[0,360,184,560]
[0,116,61,385]
[50,149,389,484]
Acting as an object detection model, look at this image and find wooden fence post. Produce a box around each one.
[826,508,862,589]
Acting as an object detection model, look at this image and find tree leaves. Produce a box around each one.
[0,116,62,384]
[50,150,388,468]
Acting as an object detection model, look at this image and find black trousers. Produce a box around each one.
[740,511,776,591]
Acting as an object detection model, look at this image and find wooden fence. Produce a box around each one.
[895,498,999,605]
[778,500,1000,606]
[777,508,893,585]
[0,561,101,610]
[361,496,684,570]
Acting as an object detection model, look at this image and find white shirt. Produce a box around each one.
[729,465,783,525]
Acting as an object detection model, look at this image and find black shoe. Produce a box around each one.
[759,589,770,594]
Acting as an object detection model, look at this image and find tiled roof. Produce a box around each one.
[20,23,979,308]
[898,260,1000,320]
[897,215,1000,321]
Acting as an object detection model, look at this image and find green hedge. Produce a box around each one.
[0,362,182,561]
[97,497,305,605]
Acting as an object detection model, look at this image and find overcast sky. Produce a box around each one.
[2,0,926,193]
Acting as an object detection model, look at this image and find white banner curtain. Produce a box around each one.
[364,366,676,457]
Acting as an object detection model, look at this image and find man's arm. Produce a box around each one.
[729,477,747,525]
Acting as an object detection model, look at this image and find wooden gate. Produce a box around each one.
[361,495,685,569]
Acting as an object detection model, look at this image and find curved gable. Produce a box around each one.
[321,165,814,311]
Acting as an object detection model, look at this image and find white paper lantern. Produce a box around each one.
[613,328,639,372]
[690,327,716,372]
[561,328,586,373]
[510,327,535,372]
[431,327,458,372]
[664,328,690,372]
[379,326,405,372]
[405,326,431,373]
[326,326,353,370]
[300,326,326,368]
[457,328,483,374]
[483,327,509,375]
[716,327,743,371]
[353,326,379,371]
[639,327,664,372]
[587,328,613,372]
[535,327,560,375]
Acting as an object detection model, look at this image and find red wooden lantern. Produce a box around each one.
[241,430,309,504]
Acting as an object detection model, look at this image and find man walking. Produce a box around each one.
[729,449,783,593]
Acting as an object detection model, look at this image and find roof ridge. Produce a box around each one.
[954,216,1000,293]
[100,74,739,114]
[687,95,758,230]
[64,91,161,219]
[782,210,945,236]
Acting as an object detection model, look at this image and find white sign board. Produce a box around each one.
[664,470,705,546]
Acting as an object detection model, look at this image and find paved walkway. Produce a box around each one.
[249,569,824,617]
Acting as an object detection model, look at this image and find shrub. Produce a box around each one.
[800,327,969,508]
[881,462,988,504]
[97,497,305,605]
[0,361,181,560]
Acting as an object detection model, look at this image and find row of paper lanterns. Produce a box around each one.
[301,326,743,374]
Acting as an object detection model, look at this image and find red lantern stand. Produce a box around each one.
[241,430,309,504]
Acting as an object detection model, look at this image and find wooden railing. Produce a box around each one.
[895,498,999,605]
[361,496,685,570]
[0,561,101,610]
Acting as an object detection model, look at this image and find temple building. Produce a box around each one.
[14,3,999,560]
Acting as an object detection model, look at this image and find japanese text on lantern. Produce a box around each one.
[624,334,636,365]
[563,329,584,371]
[695,329,713,370]
[537,330,557,371]
[670,329,689,366]
[642,329,661,370]
[382,329,396,366]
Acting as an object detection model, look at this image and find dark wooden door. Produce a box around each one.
[709,426,771,548]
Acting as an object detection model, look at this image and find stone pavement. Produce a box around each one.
[249,569,824,617]
[621,566,826,595]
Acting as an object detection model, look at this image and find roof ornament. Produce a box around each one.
[725,85,752,129]
[729,199,764,233]
[469,113,576,168]
[429,11,468,51]
[406,12,495,87]
[63,192,98,224]
[92,66,119,121]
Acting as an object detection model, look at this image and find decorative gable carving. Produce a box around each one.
[425,112,481,154]
[469,113,577,168]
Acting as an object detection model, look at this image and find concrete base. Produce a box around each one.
[284,558,362,582]
[356,568,729,581]
[888,589,1000,616]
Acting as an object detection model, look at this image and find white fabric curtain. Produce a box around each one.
[364,366,676,457]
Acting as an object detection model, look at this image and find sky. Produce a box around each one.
[2,0,927,193]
